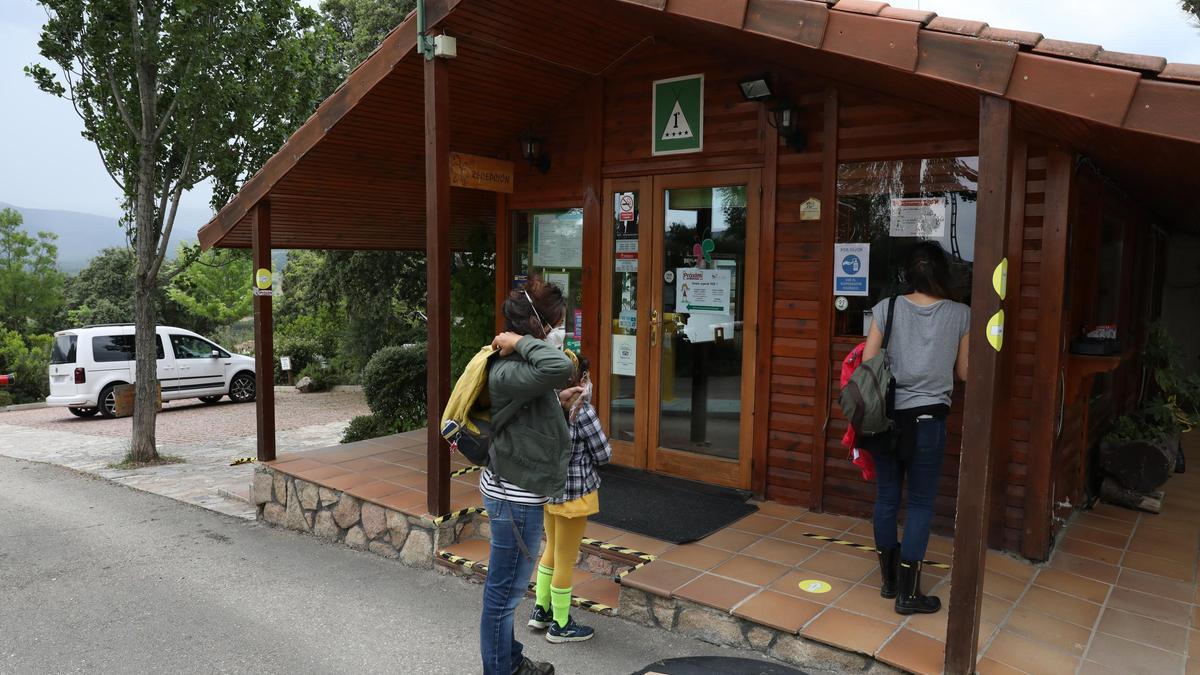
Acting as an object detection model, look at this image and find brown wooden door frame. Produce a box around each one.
[598,169,761,489]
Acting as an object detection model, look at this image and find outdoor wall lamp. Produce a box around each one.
[738,74,774,102]
[770,100,807,152]
[519,131,551,173]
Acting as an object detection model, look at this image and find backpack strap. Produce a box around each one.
[881,294,899,351]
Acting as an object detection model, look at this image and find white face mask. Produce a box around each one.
[546,326,567,351]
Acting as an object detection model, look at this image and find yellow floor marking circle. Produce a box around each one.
[799,579,832,594]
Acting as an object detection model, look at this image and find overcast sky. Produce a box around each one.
[2,0,1198,226]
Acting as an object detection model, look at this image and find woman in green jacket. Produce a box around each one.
[480,277,577,675]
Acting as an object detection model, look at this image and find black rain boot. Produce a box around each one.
[895,559,941,615]
[877,546,899,599]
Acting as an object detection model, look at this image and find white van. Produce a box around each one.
[46,324,258,418]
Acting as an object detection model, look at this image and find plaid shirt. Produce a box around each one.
[548,401,611,504]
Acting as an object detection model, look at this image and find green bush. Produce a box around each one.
[274,334,324,382]
[0,391,13,407]
[297,364,333,392]
[362,343,427,429]
[341,414,392,443]
[0,329,52,405]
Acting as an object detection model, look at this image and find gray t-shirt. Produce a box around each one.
[871,296,970,410]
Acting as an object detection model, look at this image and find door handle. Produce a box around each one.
[650,308,659,347]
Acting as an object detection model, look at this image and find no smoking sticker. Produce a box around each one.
[798,579,832,594]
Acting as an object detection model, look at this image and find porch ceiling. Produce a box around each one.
[200,0,1200,251]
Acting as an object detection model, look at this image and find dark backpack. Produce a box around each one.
[840,295,898,440]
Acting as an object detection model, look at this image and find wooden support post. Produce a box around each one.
[581,77,604,369]
[425,50,451,517]
[812,84,838,512]
[495,192,511,333]
[252,200,276,462]
[945,95,1013,674]
[752,100,779,498]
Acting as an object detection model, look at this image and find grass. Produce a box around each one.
[107,452,186,470]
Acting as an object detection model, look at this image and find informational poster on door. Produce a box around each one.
[617,192,636,222]
[612,334,637,376]
[834,243,870,297]
[615,237,638,273]
[889,197,946,238]
[532,212,583,267]
[675,268,731,315]
[546,272,570,299]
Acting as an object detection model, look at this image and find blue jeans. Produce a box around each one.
[480,495,544,675]
[873,417,947,562]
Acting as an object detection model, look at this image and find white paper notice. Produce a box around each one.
[675,268,731,315]
[889,197,946,238]
[615,237,638,273]
[546,272,570,299]
[533,212,583,267]
[612,335,637,376]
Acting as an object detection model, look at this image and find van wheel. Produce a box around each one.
[199,395,223,404]
[68,407,99,418]
[98,385,119,418]
[229,372,256,403]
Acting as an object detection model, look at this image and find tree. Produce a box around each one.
[27,0,340,462]
[0,208,65,334]
[1185,0,1200,23]
[166,245,252,333]
[322,0,415,69]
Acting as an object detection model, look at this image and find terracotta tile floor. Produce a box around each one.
[272,432,1200,674]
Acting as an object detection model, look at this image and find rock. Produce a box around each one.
[369,541,399,559]
[333,495,362,529]
[747,626,776,651]
[295,376,314,393]
[272,472,288,505]
[362,503,387,539]
[616,587,655,626]
[676,607,746,647]
[651,596,678,629]
[313,511,338,539]
[252,472,273,505]
[864,661,904,675]
[297,481,319,510]
[284,483,312,532]
[399,528,433,568]
[769,634,869,672]
[344,525,368,550]
[318,488,340,508]
[386,510,411,547]
[262,503,286,525]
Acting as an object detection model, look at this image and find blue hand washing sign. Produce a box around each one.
[834,243,870,297]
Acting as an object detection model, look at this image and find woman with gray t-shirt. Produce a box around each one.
[863,241,969,616]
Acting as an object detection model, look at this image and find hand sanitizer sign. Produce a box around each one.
[834,243,870,297]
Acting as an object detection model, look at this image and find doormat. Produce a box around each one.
[591,465,757,544]
[632,656,807,674]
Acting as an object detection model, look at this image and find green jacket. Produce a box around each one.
[488,335,574,499]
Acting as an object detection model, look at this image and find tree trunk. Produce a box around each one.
[1099,437,1176,494]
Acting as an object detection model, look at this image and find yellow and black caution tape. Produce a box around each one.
[616,560,652,581]
[230,457,256,466]
[580,537,657,562]
[431,507,488,526]
[802,533,950,570]
[439,551,489,573]
[451,465,483,477]
[437,550,613,615]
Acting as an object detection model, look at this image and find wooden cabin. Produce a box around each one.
[199,3,1199,665]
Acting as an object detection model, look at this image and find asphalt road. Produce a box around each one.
[0,456,778,675]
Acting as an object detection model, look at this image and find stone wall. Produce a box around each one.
[252,465,479,568]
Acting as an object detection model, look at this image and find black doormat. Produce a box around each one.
[591,465,758,544]
[632,656,807,674]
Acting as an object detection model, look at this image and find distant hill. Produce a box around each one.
[0,202,207,272]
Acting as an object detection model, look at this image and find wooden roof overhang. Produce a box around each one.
[199,0,1200,251]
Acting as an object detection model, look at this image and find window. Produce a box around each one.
[835,157,979,336]
[170,334,225,360]
[92,335,165,362]
[50,335,77,364]
[511,209,585,352]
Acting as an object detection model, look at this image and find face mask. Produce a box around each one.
[546,325,567,351]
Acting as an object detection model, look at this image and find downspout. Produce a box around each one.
[416,0,433,60]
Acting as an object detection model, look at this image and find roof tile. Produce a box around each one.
[1095,50,1167,74]
[1033,38,1103,61]
[925,16,988,37]
[829,0,887,15]
[879,7,936,25]
[1158,63,1200,84]
[980,26,1043,48]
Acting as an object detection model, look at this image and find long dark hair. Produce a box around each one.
[502,276,566,339]
[903,241,955,301]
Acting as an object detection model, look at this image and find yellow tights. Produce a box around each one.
[540,512,588,589]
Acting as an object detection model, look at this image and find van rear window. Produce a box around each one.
[50,335,77,364]
[92,335,166,362]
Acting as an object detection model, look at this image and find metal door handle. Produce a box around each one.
[650,309,659,347]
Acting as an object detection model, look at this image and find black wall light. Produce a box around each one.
[520,130,551,173]
[738,74,807,152]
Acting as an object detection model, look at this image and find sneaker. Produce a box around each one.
[545,616,595,644]
[527,604,553,630]
[512,656,554,674]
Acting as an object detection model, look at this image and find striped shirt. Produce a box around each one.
[479,466,548,505]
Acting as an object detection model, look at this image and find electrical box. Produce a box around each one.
[434,35,457,59]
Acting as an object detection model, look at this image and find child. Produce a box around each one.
[528,355,611,643]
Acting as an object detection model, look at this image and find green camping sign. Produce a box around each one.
[652,73,704,156]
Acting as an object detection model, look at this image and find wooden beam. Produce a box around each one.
[1021,145,1073,560]
[581,77,604,369]
[752,104,779,499]
[425,51,451,517]
[252,200,276,462]
[495,192,511,333]
[945,94,1013,674]
[811,84,838,512]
